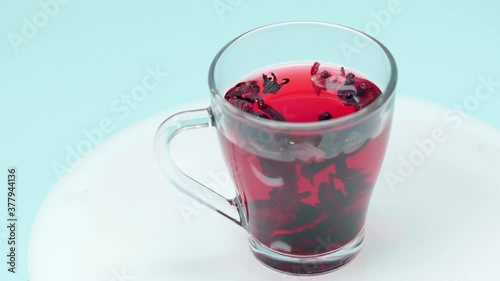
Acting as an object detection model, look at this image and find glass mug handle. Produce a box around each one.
[154,108,243,226]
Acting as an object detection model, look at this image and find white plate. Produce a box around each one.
[29,97,500,281]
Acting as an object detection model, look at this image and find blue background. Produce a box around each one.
[1,0,499,280]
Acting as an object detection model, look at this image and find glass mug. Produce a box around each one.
[155,22,397,275]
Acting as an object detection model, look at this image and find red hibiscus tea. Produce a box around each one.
[155,22,397,276]
[218,62,392,272]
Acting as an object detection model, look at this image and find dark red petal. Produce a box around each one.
[310,62,320,75]
[229,98,253,112]
[260,105,287,121]
[318,112,332,121]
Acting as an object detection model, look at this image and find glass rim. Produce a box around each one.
[208,21,398,131]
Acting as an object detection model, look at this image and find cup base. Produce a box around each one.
[248,230,364,276]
